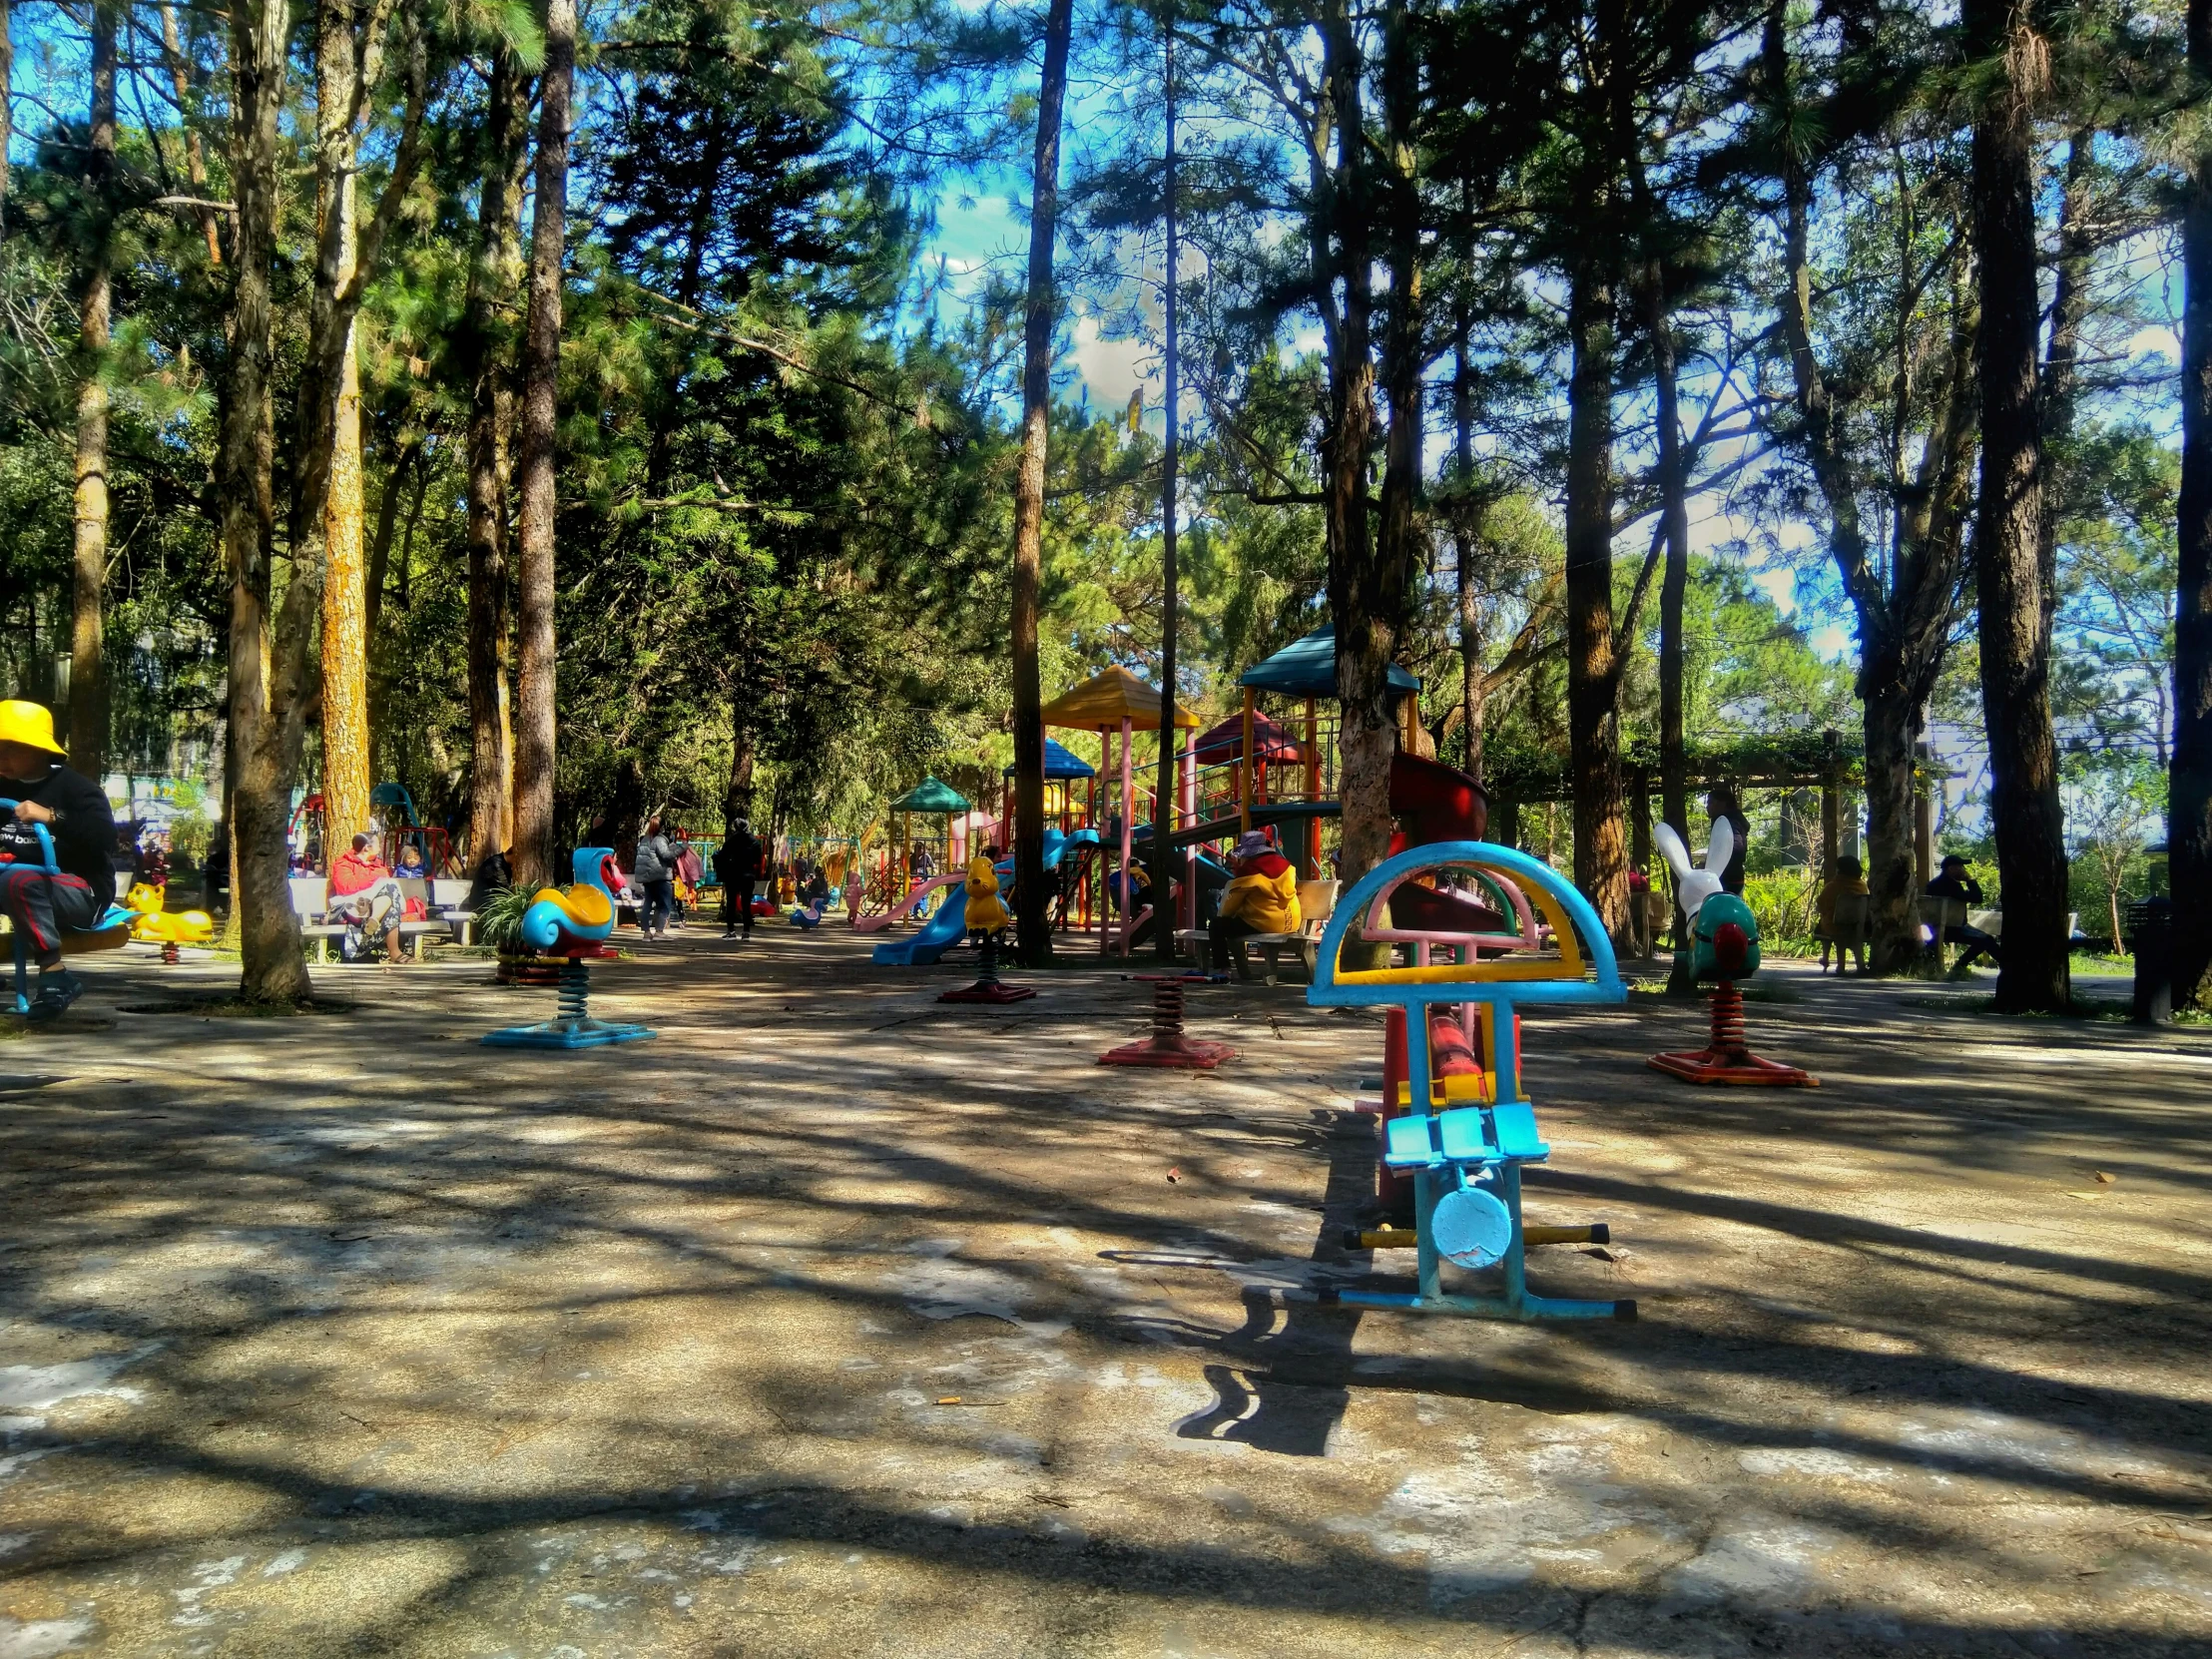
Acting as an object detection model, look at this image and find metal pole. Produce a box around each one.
[1151,18,1180,960]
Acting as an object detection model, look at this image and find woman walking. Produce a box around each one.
[634,816,678,941]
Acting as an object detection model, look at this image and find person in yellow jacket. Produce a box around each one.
[1209,830,1300,970]
[964,843,1010,939]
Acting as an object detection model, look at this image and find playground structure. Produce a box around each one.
[1310,840,1634,1323]
[1647,821,1817,1087]
[870,829,1096,966]
[0,803,138,1016]
[484,846,655,1049]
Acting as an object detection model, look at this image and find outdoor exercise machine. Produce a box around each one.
[483,846,655,1050]
[1308,840,1634,1323]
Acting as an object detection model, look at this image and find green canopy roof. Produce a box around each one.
[1239,625,1419,699]
[888,776,971,814]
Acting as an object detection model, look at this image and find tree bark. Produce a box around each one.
[318,167,369,849]
[512,0,579,889]
[2179,0,2212,1008]
[1451,310,1484,788]
[725,706,755,827]
[463,46,530,864]
[1007,0,1073,968]
[1764,0,1973,974]
[1150,18,1180,961]
[1373,0,1424,799]
[223,0,315,1002]
[1967,0,2069,1013]
[156,0,223,263]
[70,0,117,778]
[1320,0,1391,950]
[1563,257,1627,938]
[0,0,12,235]
[1650,281,1689,843]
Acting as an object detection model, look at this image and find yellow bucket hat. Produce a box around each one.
[0,701,66,756]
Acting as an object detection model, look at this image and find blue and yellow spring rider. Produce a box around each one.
[0,803,137,1015]
[484,847,655,1050]
[1308,841,1633,1323]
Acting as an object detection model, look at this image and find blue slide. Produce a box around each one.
[871,830,1095,966]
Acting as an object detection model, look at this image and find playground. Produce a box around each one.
[0,928,2205,1657]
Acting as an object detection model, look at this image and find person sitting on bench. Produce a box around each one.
[0,700,118,1020]
[329,830,406,964]
[1209,830,1300,972]
[1927,853,2000,972]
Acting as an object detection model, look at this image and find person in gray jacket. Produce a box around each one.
[633,816,677,940]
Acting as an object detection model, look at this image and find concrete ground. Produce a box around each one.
[0,924,2207,1658]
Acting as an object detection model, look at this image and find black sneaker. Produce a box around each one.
[26,970,83,1022]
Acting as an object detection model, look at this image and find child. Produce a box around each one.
[1210,830,1299,971]
[1816,854,1868,973]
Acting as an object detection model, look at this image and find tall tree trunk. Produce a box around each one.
[156,0,223,263]
[0,0,12,235]
[1372,0,1423,800]
[1651,283,1689,843]
[1150,18,1180,961]
[1764,0,1971,974]
[318,158,369,850]
[1968,0,2068,1013]
[2179,0,2212,1009]
[1451,310,1484,788]
[725,706,755,826]
[511,0,579,889]
[464,46,529,864]
[1563,258,1626,937]
[297,0,422,853]
[224,0,315,1002]
[1007,0,1073,968]
[69,0,117,778]
[1320,0,1390,951]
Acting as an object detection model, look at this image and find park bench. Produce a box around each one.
[432,877,478,944]
[1231,878,1342,985]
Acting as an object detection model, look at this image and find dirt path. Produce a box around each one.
[1,929,2206,1656]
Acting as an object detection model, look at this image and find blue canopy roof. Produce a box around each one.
[1004,739,1099,781]
[1239,625,1419,700]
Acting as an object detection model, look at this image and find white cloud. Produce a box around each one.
[1752,568,1797,614]
[1070,317,1151,408]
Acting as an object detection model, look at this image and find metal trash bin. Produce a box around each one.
[2128,897,2173,1025]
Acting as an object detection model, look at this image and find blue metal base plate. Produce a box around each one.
[483,1018,657,1050]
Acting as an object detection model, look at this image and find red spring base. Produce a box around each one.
[1098,975,1235,1068]
[161,943,182,965]
[940,981,1037,1004]
[1648,980,1818,1087]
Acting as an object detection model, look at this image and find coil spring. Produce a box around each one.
[1708,980,1746,1055]
[1151,977,1187,1039]
[556,958,592,1024]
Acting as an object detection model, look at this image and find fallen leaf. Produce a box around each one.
[2094,1170,2115,1185]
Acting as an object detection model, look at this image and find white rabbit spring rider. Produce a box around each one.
[1646,818,1817,1087]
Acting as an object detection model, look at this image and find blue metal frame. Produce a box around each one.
[0,798,136,1015]
[1308,840,1632,1322]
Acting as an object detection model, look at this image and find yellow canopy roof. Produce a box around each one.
[1038,666,1200,730]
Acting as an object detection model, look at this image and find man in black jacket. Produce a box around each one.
[714,819,764,940]
[1927,853,2001,972]
[0,701,117,1019]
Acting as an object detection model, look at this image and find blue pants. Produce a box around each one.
[0,865,100,969]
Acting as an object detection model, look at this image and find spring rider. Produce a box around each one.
[1308,841,1634,1323]
[125,882,215,963]
[0,805,136,1016]
[483,847,656,1049]
[1646,821,1816,1087]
